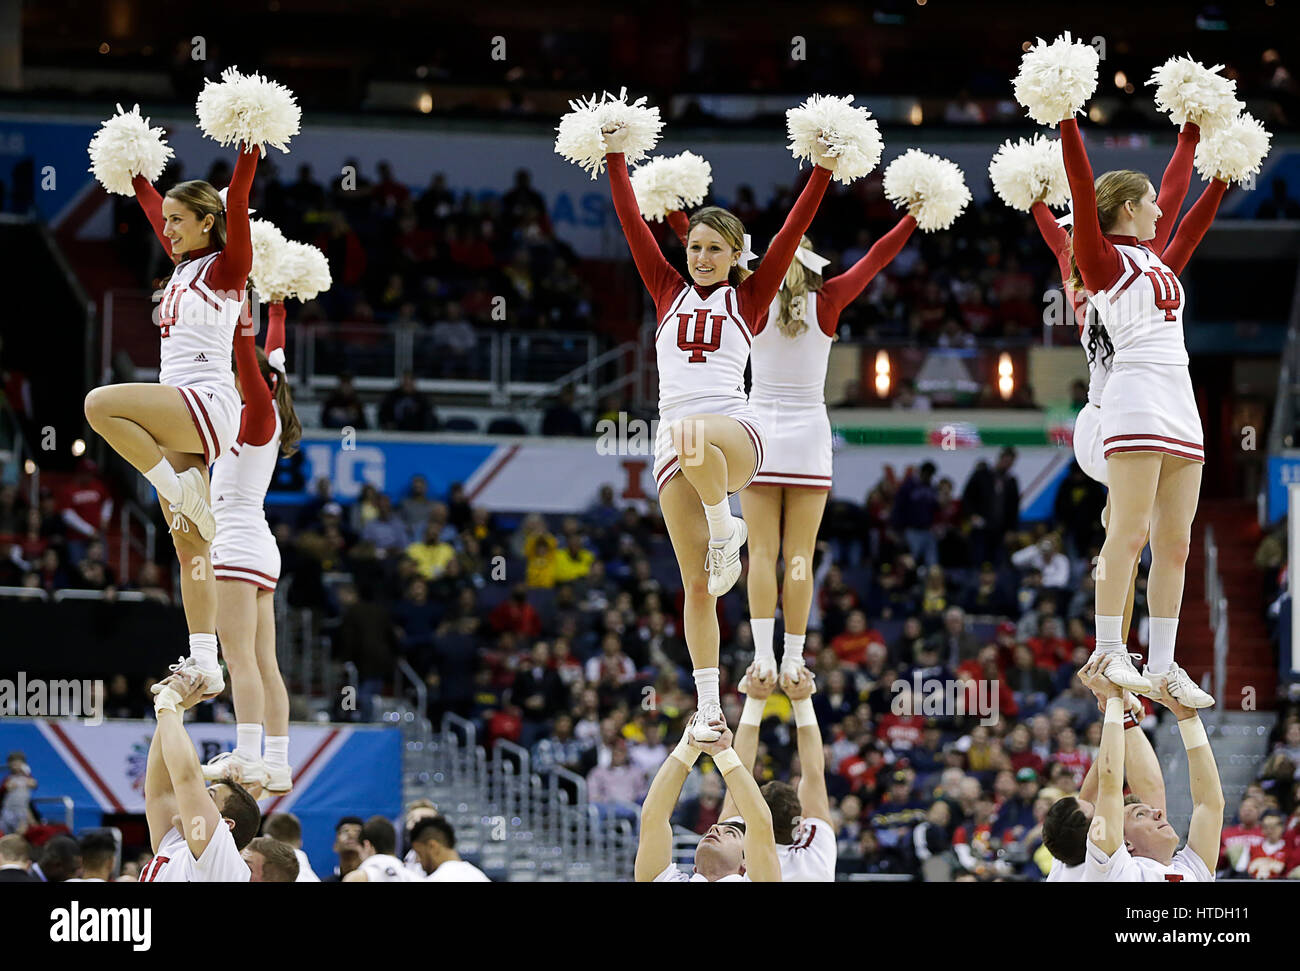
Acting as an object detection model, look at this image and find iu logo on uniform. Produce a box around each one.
[1143,267,1181,320]
[677,307,725,363]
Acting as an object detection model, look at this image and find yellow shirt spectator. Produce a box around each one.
[554,543,594,583]
[525,532,557,588]
[407,538,455,579]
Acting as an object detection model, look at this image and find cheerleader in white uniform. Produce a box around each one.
[202,300,301,793]
[84,73,298,697]
[1061,113,1231,706]
[597,128,843,742]
[741,222,916,685]
[84,136,259,698]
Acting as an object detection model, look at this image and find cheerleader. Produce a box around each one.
[1018,37,1265,704]
[741,221,916,685]
[558,92,882,738]
[203,233,326,791]
[84,73,298,696]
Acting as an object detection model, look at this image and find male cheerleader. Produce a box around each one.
[342,816,421,881]
[139,666,260,882]
[1046,656,1222,881]
[717,665,836,881]
[636,720,781,882]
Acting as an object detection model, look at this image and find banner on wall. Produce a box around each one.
[275,433,1076,520]
[0,719,401,877]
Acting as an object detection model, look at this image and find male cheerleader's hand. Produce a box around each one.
[1144,679,1196,721]
[688,724,734,758]
[154,669,205,714]
[1077,655,1124,701]
[739,662,777,699]
[783,670,817,701]
[1095,690,1145,723]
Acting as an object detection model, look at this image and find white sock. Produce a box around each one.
[145,459,183,505]
[703,499,735,543]
[783,632,806,667]
[1094,615,1124,654]
[236,723,262,760]
[1147,617,1178,674]
[264,735,289,769]
[751,618,776,665]
[189,633,219,671]
[693,667,720,709]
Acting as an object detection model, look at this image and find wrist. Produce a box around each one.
[740,696,766,727]
[792,697,816,728]
[669,736,701,769]
[1103,697,1124,725]
[154,687,183,715]
[712,747,743,776]
[1177,714,1208,750]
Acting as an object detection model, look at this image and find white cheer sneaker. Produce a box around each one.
[202,750,267,787]
[687,702,726,743]
[262,763,294,794]
[780,654,809,686]
[150,655,225,698]
[705,519,747,597]
[170,467,216,542]
[1145,662,1215,709]
[1090,650,1153,694]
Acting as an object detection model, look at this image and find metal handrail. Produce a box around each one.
[116,500,156,589]
[516,340,640,411]
[395,657,427,722]
[1203,525,1229,713]
[0,586,49,601]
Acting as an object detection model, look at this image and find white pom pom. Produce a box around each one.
[1013,32,1100,126]
[883,150,972,232]
[249,219,289,299]
[196,67,301,155]
[554,87,663,179]
[629,151,713,221]
[785,94,883,184]
[281,241,332,302]
[1194,112,1272,184]
[87,104,174,196]
[1147,56,1242,135]
[988,134,1069,212]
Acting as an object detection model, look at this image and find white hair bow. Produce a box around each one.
[217,186,256,215]
[793,245,831,275]
[267,346,287,375]
[736,233,758,271]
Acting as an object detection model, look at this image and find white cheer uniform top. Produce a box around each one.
[655,282,752,416]
[1088,242,1187,367]
[157,252,246,388]
[750,292,833,405]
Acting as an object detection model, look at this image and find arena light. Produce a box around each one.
[71,439,86,457]
[24,459,35,475]
[1114,70,1127,88]
[417,92,433,114]
[908,103,923,125]
[997,352,1014,400]
[874,350,892,397]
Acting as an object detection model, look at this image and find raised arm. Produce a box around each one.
[739,166,832,322]
[1160,178,1228,276]
[607,152,683,313]
[1079,657,1127,856]
[1060,118,1123,293]
[1151,123,1200,256]
[1155,690,1224,874]
[143,724,177,853]
[1030,201,1073,283]
[785,674,831,824]
[132,174,175,259]
[208,144,260,292]
[154,707,223,861]
[666,210,691,247]
[817,214,918,333]
[634,730,696,881]
[234,301,277,448]
[719,665,772,821]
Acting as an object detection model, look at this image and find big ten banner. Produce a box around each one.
[33,110,1278,259]
[0,719,401,877]
[271,433,1075,519]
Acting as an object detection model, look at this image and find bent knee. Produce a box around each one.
[84,387,112,427]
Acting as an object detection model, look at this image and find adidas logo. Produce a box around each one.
[194,352,208,362]
[216,495,224,502]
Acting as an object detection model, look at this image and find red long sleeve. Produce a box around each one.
[1060,119,1123,293]
[207,144,260,292]
[1031,201,1089,329]
[1161,178,1227,276]
[818,214,917,335]
[607,153,684,319]
[266,300,286,357]
[132,174,175,260]
[234,301,276,447]
[667,210,691,247]
[739,166,832,326]
[1151,123,1199,256]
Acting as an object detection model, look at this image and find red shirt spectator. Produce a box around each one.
[876,712,924,751]
[489,597,542,638]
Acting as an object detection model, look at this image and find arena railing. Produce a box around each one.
[1203,525,1229,718]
